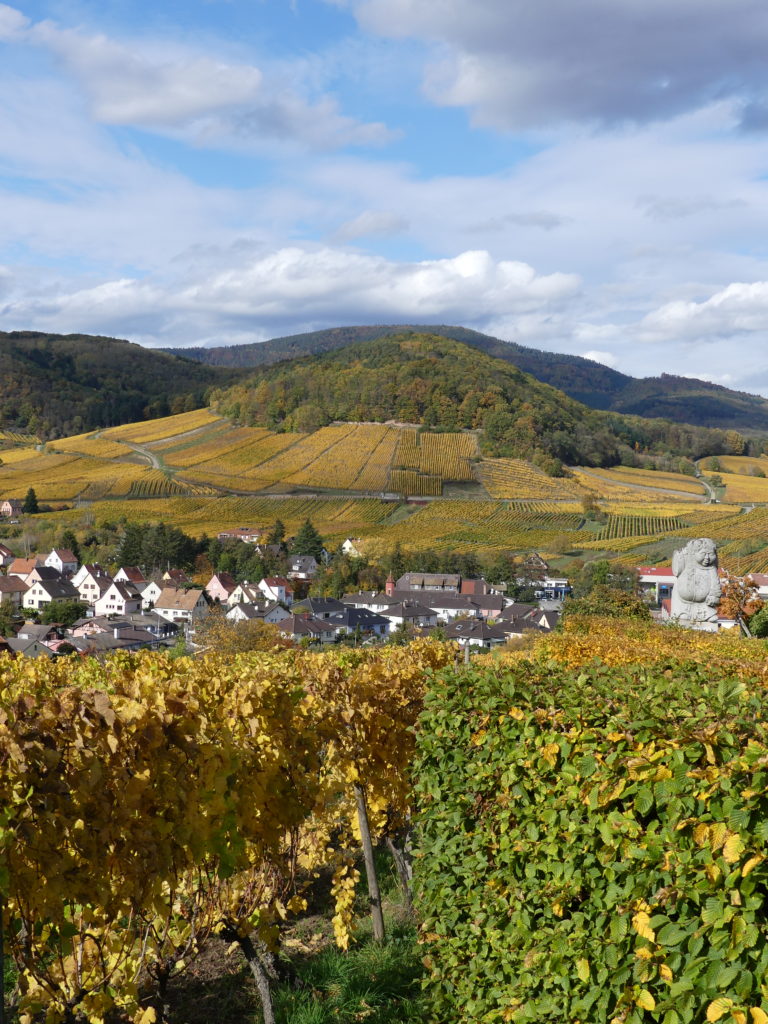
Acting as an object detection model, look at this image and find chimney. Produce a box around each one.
[385,574,395,597]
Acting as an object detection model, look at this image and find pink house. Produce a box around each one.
[205,572,238,604]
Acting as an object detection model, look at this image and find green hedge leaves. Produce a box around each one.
[413,659,768,1023]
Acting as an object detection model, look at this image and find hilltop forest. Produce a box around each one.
[0,331,236,438]
[170,323,768,433]
[210,333,750,471]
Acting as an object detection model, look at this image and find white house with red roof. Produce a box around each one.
[94,582,143,617]
[637,566,676,603]
[258,576,294,606]
[45,548,79,575]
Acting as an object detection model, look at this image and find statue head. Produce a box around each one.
[672,538,718,577]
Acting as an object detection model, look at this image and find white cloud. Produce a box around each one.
[583,349,618,367]
[0,246,580,345]
[341,0,768,129]
[639,281,768,342]
[34,24,263,125]
[333,210,409,241]
[0,2,28,39]
[0,4,390,151]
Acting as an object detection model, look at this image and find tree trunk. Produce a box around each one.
[354,782,385,943]
[386,835,413,913]
[234,933,276,1024]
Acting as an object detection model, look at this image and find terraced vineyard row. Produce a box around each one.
[377,500,585,550]
[390,470,442,496]
[572,467,706,502]
[393,429,476,482]
[102,408,222,443]
[286,425,396,490]
[42,495,400,539]
[49,434,133,460]
[595,514,684,540]
[475,458,583,499]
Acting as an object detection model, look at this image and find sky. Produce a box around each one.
[3,2,768,393]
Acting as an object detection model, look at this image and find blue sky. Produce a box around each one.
[3,1,768,393]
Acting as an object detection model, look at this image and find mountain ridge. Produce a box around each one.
[165,324,768,433]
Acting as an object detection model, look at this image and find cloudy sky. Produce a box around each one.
[3,1,768,392]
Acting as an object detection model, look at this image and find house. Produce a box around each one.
[8,556,41,579]
[325,607,390,638]
[395,572,461,592]
[398,592,481,623]
[287,555,318,580]
[0,500,22,518]
[205,572,238,604]
[67,627,163,656]
[443,620,510,649]
[534,577,571,601]
[136,580,164,610]
[26,565,63,586]
[6,638,53,658]
[295,597,346,619]
[341,591,397,614]
[380,601,438,629]
[0,543,14,568]
[226,601,290,625]
[747,573,768,602]
[94,581,142,617]
[279,614,337,644]
[226,581,263,606]
[15,622,66,645]
[637,566,676,604]
[341,538,362,557]
[162,568,190,586]
[114,566,147,585]
[45,548,79,575]
[73,564,113,605]
[459,578,490,596]
[154,587,209,624]
[0,575,29,608]
[71,612,178,641]
[217,527,263,544]
[258,577,294,606]
[22,578,80,611]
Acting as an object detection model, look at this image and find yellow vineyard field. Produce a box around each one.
[718,471,768,503]
[476,458,583,499]
[41,495,400,540]
[705,454,768,475]
[102,408,222,443]
[393,429,477,482]
[47,432,133,460]
[572,467,706,502]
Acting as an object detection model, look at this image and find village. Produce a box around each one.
[0,507,763,657]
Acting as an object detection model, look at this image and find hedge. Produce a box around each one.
[413,658,768,1023]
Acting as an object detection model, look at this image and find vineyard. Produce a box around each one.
[717,471,768,503]
[572,467,707,502]
[593,513,685,541]
[389,469,442,496]
[475,457,583,499]
[3,622,768,1022]
[102,408,222,443]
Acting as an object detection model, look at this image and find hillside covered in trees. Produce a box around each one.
[0,331,237,438]
[210,333,747,470]
[170,323,768,433]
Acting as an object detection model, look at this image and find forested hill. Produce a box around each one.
[169,324,768,433]
[0,332,238,438]
[209,332,739,468]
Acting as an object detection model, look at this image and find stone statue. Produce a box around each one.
[670,538,721,627]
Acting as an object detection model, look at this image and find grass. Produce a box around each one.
[273,918,426,1024]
